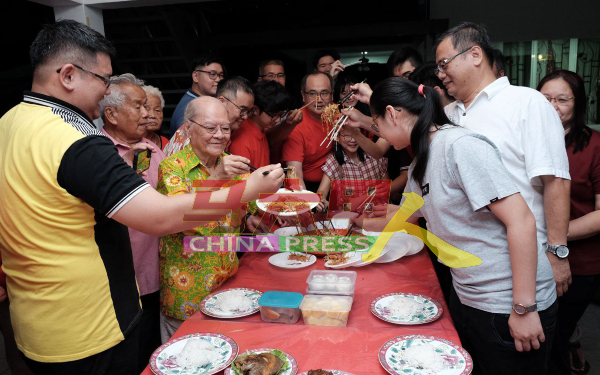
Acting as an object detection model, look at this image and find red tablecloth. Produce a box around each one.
[142,250,460,374]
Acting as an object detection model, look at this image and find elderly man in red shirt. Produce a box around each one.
[100,73,167,372]
[281,72,334,192]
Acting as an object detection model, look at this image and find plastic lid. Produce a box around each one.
[258,291,304,308]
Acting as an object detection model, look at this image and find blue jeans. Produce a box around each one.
[449,288,557,375]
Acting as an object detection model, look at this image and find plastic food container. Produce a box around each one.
[306,270,357,295]
[258,291,303,324]
[300,295,353,327]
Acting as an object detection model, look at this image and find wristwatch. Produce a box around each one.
[546,244,569,259]
[513,303,537,315]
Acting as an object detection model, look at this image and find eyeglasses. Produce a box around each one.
[370,108,402,132]
[195,69,225,80]
[187,118,231,134]
[338,134,355,141]
[303,91,332,99]
[260,73,286,80]
[264,109,289,122]
[435,46,474,75]
[222,96,251,117]
[544,95,575,105]
[56,64,111,88]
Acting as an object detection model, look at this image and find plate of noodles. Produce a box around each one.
[150,333,238,375]
[256,188,320,216]
[269,252,317,269]
[199,288,262,319]
[379,335,472,375]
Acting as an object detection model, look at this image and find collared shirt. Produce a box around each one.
[102,129,166,295]
[170,89,199,137]
[0,92,148,362]
[321,152,388,210]
[157,145,247,321]
[229,118,270,168]
[445,77,570,247]
[281,108,332,183]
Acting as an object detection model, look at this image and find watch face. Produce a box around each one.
[557,246,569,258]
[514,304,526,314]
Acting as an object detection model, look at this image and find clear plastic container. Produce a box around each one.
[306,270,357,295]
[258,291,303,324]
[300,295,353,327]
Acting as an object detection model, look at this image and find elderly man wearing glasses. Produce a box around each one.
[157,96,272,341]
[170,54,225,136]
[281,72,334,192]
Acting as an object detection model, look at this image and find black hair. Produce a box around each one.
[537,70,590,154]
[252,80,291,114]
[409,62,454,102]
[191,53,224,74]
[216,76,254,98]
[333,74,358,103]
[300,72,333,92]
[258,59,284,76]
[30,19,116,71]
[334,138,365,167]
[370,77,453,186]
[492,48,506,77]
[312,48,340,70]
[386,46,423,77]
[434,22,495,69]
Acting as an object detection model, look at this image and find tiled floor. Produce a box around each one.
[1,303,599,374]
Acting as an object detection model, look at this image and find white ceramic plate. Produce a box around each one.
[370,293,443,325]
[360,231,424,263]
[199,288,262,318]
[150,333,238,375]
[257,189,319,216]
[273,226,308,237]
[224,348,298,375]
[269,252,317,269]
[379,335,473,375]
[324,252,364,269]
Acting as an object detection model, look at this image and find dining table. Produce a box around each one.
[142,239,462,375]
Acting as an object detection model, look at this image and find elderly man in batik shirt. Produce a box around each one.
[157,96,264,342]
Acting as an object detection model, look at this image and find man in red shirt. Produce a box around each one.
[229,81,291,168]
[282,72,334,192]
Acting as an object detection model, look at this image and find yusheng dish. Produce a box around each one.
[323,252,349,265]
[320,103,341,135]
[231,349,290,375]
[215,289,254,312]
[175,339,220,369]
[288,253,310,262]
[266,195,309,213]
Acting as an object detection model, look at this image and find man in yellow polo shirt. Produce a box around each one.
[0,20,284,374]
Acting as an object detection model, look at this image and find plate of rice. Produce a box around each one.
[200,288,262,318]
[370,293,443,325]
[150,332,238,375]
[378,335,473,375]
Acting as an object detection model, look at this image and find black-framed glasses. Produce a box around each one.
[303,91,332,99]
[187,118,231,134]
[370,108,402,132]
[435,46,474,75]
[260,73,286,80]
[222,96,251,117]
[57,64,111,88]
[543,95,575,105]
[264,109,289,122]
[195,69,225,80]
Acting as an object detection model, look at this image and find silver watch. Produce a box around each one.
[513,303,537,315]
[546,244,569,259]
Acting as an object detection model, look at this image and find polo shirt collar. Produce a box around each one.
[101,128,151,149]
[456,77,510,110]
[246,119,265,140]
[181,144,226,174]
[187,89,200,99]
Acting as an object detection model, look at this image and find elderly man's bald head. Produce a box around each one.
[184,96,228,123]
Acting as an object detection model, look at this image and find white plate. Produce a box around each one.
[257,188,319,216]
[199,288,262,318]
[370,293,443,325]
[224,348,298,375]
[150,333,238,375]
[269,252,317,269]
[298,371,354,375]
[324,252,364,269]
[273,226,308,237]
[379,335,473,375]
[307,218,360,233]
[360,231,424,263]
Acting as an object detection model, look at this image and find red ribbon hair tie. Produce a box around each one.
[418,84,426,98]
